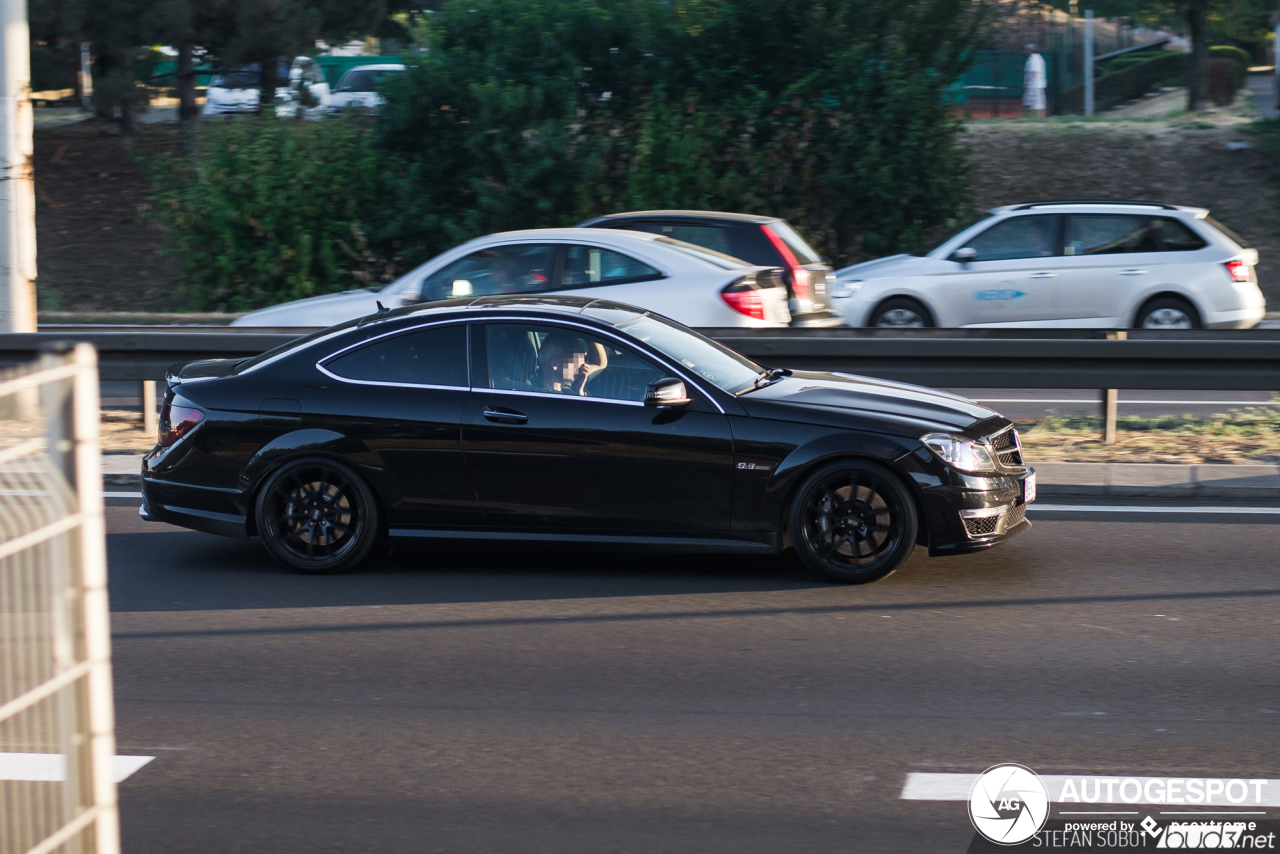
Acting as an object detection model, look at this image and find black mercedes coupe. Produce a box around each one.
[142,295,1035,583]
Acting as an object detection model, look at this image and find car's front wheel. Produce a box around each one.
[255,457,379,574]
[869,297,933,328]
[789,460,919,583]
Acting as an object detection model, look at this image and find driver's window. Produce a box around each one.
[484,323,665,402]
[420,245,558,302]
[962,215,1059,262]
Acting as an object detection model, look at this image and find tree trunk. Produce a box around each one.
[118,49,138,134]
[259,55,277,114]
[1186,0,1210,112]
[177,43,197,123]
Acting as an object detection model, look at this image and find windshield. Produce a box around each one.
[615,314,762,394]
[212,63,290,89]
[337,69,397,92]
[765,221,821,264]
[925,213,995,255]
[651,236,750,270]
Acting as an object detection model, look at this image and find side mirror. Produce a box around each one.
[952,247,977,265]
[645,377,691,408]
[399,292,423,306]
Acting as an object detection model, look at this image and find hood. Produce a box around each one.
[231,288,381,327]
[835,254,928,280]
[739,371,1002,435]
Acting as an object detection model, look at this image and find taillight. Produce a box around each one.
[158,403,203,447]
[721,276,767,320]
[1225,259,1252,282]
[761,224,811,302]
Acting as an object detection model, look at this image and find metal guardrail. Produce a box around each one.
[3,327,1280,390]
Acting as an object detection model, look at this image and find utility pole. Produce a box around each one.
[1084,10,1095,116]
[80,42,93,111]
[0,0,38,335]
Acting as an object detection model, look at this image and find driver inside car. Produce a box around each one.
[538,333,607,396]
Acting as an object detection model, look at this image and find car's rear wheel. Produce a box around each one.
[869,297,933,328]
[789,460,918,584]
[255,457,379,574]
[1135,296,1200,329]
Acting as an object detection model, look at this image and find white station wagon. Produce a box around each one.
[830,201,1264,329]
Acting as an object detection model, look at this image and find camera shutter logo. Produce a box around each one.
[968,764,1050,845]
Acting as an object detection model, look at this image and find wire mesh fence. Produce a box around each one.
[0,344,117,854]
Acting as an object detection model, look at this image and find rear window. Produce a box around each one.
[650,236,749,270]
[764,221,821,264]
[1204,216,1251,249]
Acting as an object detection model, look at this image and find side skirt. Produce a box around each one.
[388,528,780,554]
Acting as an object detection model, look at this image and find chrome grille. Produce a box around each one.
[963,515,1000,536]
[1003,503,1026,529]
[988,426,1024,469]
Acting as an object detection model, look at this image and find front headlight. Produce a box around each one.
[829,279,863,299]
[920,433,997,473]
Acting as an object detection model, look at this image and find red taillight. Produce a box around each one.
[721,288,766,320]
[1225,259,1252,282]
[158,403,203,447]
[761,224,811,302]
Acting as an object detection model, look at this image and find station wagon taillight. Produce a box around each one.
[761,224,811,304]
[158,403,204,447]
[1224,259,1252,283]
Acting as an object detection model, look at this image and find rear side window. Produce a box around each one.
[626,222,735,255]
[419,245,558,301]
[1150,218,1208,251]
[324,324,468,387]
[560,245,661,287]
[1065,215,1161,255]
[964,215,1059,261]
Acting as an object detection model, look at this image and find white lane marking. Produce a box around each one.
[1030,504,1280,515]
[973,399,1277,405]
[104,492,142,498]
[902,773,1280,807]
[0,752,154,782]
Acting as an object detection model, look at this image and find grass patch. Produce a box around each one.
[1020,401,1280,464]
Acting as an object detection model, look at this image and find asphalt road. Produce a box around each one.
[104,500,1280,853]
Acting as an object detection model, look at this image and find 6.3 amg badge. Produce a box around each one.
[970,764,1052,845]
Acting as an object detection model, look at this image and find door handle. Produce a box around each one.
[1119,269,1148,276]
[1028,272,1058,279]
[483,407,528,424]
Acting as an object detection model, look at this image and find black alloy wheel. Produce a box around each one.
[255,457,379,574]
[789,460,918,583]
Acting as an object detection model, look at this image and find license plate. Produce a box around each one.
[1023,472,1037,504]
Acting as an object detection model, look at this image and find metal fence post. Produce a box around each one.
[1102,330,1126,443]
[140,380,157,437]
[1084,11,1095,116]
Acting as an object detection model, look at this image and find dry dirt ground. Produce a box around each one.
[960,112,1280,304]
[33,120,182,313]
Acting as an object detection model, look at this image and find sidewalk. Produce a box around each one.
[101,455,1280,501]
[1033,462,1280,500]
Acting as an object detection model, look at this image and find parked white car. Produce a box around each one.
[231,228,792,328]
[202,58,330,118]
[327,64,405,112]
[830,201,1264,328]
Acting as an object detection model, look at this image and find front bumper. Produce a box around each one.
[918,467,1035,557]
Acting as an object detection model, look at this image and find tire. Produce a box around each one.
[1134,296,1200,330]
[869,297,933,328]
[254,457,379,574]
[788,459,918,584]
